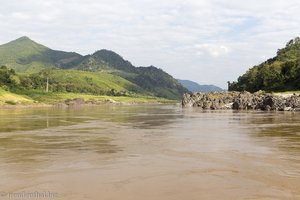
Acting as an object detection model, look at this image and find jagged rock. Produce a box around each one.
[286,95,300,108]
[260,95,285,111]
[182,92,300,111]
[104,99,117,104]
[182,92,239,109]
[284,107,293,111]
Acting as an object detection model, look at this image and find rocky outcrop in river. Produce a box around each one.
[182,91,300,111]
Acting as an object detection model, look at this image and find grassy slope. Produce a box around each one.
[47,70,143,93]
[0,88,176,105]
[18,90,175,104]
[0,68,177,105]
[0,37,51,72]
[0,87,33,105]
[0,37,83,73]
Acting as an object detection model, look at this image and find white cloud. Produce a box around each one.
[0,0,300,88]
[11,12,31,20]
[195,44,230,57]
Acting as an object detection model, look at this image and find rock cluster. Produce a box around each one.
[54,98,121,108]
[182,91,300,111]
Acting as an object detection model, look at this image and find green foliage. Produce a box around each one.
[0,86,33,105]
[229,37,300,92]
[21,70,144,96]
[0,65,20,88]
[4,100,17,105]
[15,89,175,104]
[86,50,136,72]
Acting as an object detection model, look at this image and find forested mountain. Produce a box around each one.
[75,50,188,98]
[178,79,223,92]
[228,37,300,92]
[129,66,188,99]
[76,49,137,73]
[0,37,188,99]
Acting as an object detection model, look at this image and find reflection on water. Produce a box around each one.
[0,105,183,172]
[0,105,299,200]
[239,111,300,163]
[0,105,182,132]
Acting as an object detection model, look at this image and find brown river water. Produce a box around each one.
[0,105,299,200]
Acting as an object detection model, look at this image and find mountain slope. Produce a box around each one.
[228,37,300,92]
[128,66,188,99]
[0,36,83,72]
[0,36,187,99]
[26,69,143,95]
[76,50,188,99]
[76,50,137,74]
[178,79,223,92]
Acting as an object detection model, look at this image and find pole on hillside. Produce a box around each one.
[46,77,49,93]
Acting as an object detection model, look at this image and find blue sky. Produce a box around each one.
[0,0,300,88]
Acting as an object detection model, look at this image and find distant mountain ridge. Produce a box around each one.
[178,79,223,92]
[0,36,188,99]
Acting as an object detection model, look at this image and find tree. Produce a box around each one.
[229,37,300,92]
[0,65,20,88]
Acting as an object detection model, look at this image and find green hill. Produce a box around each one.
[26,69,143,95]
[0,36,83,73]
[78,50,137,73]
[129,66,188,99]
[77,51,188,99]
[0,36,188,99]
[228,37,300,92]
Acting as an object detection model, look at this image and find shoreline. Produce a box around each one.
[0,88,178,109]
[0,98,178,109]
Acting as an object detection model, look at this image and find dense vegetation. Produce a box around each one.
[0,65,22,93]
[228,37,300,92]
[0,37,188,99]
[0,66,143,96]
[0,66,176,105]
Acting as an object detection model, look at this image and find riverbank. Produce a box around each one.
[0,88,177,109]
[182,91,300,111]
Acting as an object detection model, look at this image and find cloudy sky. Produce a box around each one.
[0,0,300,88]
